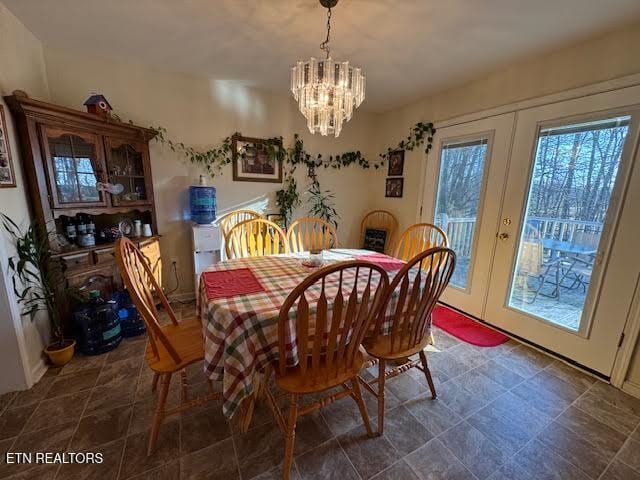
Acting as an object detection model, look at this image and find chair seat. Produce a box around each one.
[276,351,365,394]
[363,333,432,361]
[145,317,204,373]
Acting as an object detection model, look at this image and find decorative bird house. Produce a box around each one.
[83,94,113,117]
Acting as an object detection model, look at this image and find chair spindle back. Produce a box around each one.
[394,223,448,261]
[286,217,338,253]
[278,261,389,384]
[115,237,182,366]
[226,218,287,259]
[374,247,456,354]
[218,209,263,238]
[361,210,399,254]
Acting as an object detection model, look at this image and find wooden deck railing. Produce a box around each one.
[436,214,603,258]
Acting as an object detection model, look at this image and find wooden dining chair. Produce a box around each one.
[225,218,287,259]
[265,261,389,480]
[361,209,399,254]
[362,247,456,434]
[218,208,263,238]
[394,223,448,261]
[286,217,338,253]
[115,237,219,455]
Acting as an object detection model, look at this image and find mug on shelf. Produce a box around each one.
[133,220,142,237]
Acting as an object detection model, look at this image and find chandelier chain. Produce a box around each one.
[319,7,332,59]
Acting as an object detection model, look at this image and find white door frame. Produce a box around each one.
[416,73,640,381]
[484,90,640,375]
[420,114,515,317]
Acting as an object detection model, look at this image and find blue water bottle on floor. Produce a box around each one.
[73,290,123,355]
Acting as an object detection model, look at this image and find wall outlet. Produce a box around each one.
[170,257,179,268]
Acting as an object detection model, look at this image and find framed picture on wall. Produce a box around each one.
[388,150,404,176]
[232,135,283,183]
[0,106,16,188]
[385,178,404,198]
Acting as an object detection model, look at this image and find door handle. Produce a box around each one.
[497,232,510,241]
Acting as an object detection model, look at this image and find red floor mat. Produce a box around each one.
[432,305,509,347]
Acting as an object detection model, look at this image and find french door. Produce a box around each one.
[423,87,640,375]
[421,113,514,318]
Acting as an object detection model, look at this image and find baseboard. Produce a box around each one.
[168,291,195,303]
[29,358,48,387]
[439,301,609,381]
[622,380,640,399]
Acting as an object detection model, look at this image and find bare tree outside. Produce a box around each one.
[434,117,630,330]
[512,117,629,329]
[435,139,489,288]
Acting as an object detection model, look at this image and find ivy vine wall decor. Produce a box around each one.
[152,122,436,226]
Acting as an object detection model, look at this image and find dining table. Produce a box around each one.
[541,238,598,258]
[197,248,409,431]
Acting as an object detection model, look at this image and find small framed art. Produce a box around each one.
[0,106,16,188]
[387,149,404,176]
[363,228,387,253]
[385,178,404,198]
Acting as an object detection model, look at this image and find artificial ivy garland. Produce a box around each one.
[152,122,435,224]
[153,122,435,177]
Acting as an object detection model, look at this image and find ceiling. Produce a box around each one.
[4,0,640,112]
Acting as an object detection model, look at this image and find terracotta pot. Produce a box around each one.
[44,340,76,367]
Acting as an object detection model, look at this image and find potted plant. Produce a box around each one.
[1,214,75,366]
[276,174,301,228]
[306,179,339,228]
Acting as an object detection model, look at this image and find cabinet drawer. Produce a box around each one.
[94,247,115,264]
[61,252,92,271]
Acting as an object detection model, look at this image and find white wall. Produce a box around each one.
[369,20,640,387]
[43,47,379,299]
[368,20,640,231]
[0,2,51,390]
[3,4,640,393]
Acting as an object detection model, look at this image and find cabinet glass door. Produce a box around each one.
[105,139,152,206]
[43,128,107,208]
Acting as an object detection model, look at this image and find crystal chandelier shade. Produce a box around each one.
[290,1,365,137]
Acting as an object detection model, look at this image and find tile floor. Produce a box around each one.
[1,302,640,480]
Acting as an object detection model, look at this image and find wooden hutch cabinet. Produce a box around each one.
[4,93,161,332]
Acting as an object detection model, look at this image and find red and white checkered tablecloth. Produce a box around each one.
[199,249,416,418]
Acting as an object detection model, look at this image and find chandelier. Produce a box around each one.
[290,0,365,137]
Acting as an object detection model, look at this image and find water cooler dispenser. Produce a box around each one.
[191,224,221,291]
[189,176,221,289]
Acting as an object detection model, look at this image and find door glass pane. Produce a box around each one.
[108,143,147,202]
[49,134,100,203]
[509,116,630,330]
[434,137,489,288]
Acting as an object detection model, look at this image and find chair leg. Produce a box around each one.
[377,359,386,435]
[148,373,171,456]
[419,350,437,399]
[151,372,159,393]
[351,376,375,438]
[283,393,299,480]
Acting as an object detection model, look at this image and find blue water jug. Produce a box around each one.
[73,290,122,355]
[190,180,216,224]
[112,289,146,337]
